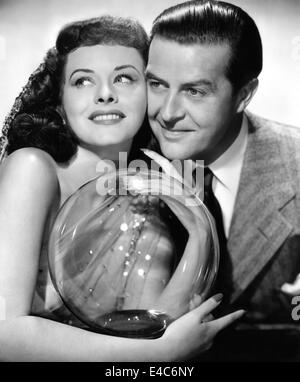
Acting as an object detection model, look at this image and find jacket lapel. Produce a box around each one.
[228,115,295,303]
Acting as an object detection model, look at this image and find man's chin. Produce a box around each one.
[159,145,191,161]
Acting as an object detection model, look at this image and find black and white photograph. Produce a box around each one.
[0,0,299,365]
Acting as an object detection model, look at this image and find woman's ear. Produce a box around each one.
[236,78,259,113]
[55,106,68,126]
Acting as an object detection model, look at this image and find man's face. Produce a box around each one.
[146,38,241,163]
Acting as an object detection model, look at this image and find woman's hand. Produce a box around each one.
[159,294,245,361]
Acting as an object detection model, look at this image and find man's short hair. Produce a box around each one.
[150,0,263,91]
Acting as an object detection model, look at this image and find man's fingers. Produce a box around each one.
[141,149,183,181]
[281,274,300,296]
[281,282,300,295]
[208,309,245,334]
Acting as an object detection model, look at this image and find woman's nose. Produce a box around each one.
[95,84,118,104]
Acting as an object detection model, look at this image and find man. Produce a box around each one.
[145,0,300,361]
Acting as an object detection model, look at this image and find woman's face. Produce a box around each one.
[62,44,146,155]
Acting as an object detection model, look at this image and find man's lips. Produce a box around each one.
[155,120,195,141]
[158,121,194,133]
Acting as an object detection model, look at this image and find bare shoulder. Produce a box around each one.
[1,147,56,171]
[0,148,59,197]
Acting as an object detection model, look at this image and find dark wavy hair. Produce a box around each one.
[5,16,151,163]
[150,0,263,92]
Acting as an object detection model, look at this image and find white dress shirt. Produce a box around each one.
[208,114,248,238]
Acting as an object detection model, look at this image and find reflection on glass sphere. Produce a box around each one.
[48,169,219,338]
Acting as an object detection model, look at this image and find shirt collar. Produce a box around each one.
[209,113,248,195]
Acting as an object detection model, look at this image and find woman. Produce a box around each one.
[0,16,243,361]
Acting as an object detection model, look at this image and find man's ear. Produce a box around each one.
[236,78,259,113]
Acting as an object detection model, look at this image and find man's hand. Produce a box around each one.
[281,274,300,296]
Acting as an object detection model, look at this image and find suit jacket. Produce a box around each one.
[211,112,300,361]
[144,115,300,360]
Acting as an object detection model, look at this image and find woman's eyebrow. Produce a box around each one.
[114,64,142,75]
[69,65,142,80]
[69,68,94,80]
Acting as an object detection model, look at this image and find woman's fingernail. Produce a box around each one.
[237,309,247,318]
[213,293,223,302]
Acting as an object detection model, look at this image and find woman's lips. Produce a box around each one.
[89,110,126,125]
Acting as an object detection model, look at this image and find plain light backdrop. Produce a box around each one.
[0,0,299,129]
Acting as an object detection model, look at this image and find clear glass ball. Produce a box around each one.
[48,169,219,338]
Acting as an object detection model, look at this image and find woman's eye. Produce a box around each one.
[74,77,93,87]
[114,74,133,84]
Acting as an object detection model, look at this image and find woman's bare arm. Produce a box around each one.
[0,148,243,361]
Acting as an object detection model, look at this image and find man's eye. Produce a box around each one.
[74,77,93,87]
[186,88,206,97]
[115,74,133,84]
[148,80,163,89]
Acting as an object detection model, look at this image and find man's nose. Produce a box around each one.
[94,84,117,104]
[160,93,184,124]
